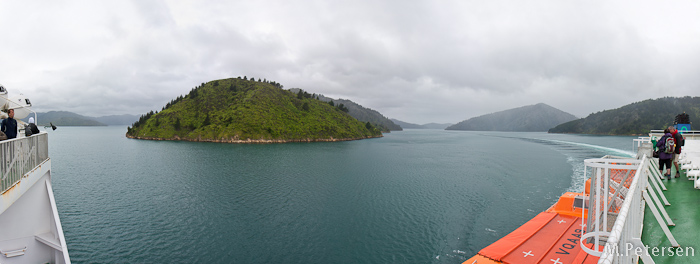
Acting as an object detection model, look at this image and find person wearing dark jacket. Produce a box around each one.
[656,128,674,179]
[0,109,18,139]
[671,127,683,178]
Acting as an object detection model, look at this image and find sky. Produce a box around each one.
[2,0,700,124]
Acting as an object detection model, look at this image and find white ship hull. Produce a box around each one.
[1,133,70,263]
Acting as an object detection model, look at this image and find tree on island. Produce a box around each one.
[337,104,349,113]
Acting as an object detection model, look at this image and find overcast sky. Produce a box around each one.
[2,0,700,124]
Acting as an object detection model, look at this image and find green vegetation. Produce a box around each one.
[549,96,700,135]
[126,78,382,142]
[311,93,401,132]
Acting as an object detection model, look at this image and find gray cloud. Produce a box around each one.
[2,0,700,123]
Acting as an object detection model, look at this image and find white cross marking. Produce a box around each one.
[551,258,563,264]
[580,223,587,228]
[523,250,534,257]
[557,219,566,224]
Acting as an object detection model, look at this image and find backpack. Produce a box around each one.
[29,123,40,134]
[664,136,675,154]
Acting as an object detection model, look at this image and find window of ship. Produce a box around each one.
[574,195,589,209]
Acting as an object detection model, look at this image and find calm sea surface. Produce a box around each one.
[49,126,636,263]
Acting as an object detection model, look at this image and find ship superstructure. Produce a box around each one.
[0,86,70,263]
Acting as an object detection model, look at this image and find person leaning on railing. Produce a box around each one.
[0,109,18,139]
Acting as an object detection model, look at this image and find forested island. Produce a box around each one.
[549,96,700,135]
[126,77,383,143]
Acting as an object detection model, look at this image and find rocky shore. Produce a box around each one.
[126,134,383,143]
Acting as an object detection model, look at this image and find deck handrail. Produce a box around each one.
[651,129,700,140]
[580,157,642,259]
[597,155,649,264]
[1,132,49,194]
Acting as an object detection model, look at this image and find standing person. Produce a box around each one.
[1,109,18,139]
[671,126,683,178]
[656,128,674,179]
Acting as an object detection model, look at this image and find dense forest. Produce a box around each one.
[126,77,382,142]
[549,97,700,135]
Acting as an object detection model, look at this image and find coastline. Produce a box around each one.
[125,134,383,143]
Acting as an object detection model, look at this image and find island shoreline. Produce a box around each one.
[125,134,383,143]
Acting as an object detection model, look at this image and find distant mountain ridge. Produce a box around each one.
[390,119,452,129]
[22,111,106,126]
[94,114,140,125]
[549,96,700,135]
[445,103,577,132]
[323,97,401,131]
[288,89,401,132]
[21,111,139,126]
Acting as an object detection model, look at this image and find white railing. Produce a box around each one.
[580,157,642,258]
[596,156,649,264]
[633,137,650,157]
[633,137,650,148]
[1,132,49,194]
[577,134,684,263]
[633,138,653,160]
[587,152,677,264]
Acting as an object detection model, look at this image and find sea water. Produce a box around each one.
[48,127,635,263]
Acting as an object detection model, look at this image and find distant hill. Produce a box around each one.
[127,78,382,142]
[94,114,139,125]
[21,111,107,126]
[549,96,700,135]
[423,123,453,129]
[390,119,452,129]
[391,119,422,129]
[20,112,138,126]
[295,91,400,132]
[445,103,577,132]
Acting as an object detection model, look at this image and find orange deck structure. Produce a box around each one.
[463,161,641,264]
[463,191,601,264]
[465,132,700,264]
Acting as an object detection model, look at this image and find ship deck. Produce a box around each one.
[641,169,700,263]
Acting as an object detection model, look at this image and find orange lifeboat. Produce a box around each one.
[463,185,601,264]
